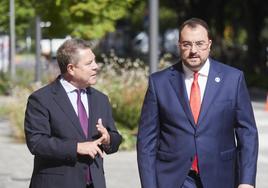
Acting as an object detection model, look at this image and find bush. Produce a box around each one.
[96,53,149,131]
[95,53,172,150]
[245,72,268,89]
[5,85,40,141]
[0,72,12,95]
[95,53,149,150]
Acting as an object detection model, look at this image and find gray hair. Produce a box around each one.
[56,38,91,74]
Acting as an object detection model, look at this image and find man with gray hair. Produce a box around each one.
[25,38,122,188]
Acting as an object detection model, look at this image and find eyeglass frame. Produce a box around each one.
[178,40,211,51]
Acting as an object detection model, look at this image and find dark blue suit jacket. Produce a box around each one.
[137,59,258,188]
[24,77,122,188]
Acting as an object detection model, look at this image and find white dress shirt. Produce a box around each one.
[60,77,89,116]
[182,59,210,102]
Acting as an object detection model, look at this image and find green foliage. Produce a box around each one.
[0,0,134,40]
[4,84,41,142]
[0,55,58,142]
[0,1,9,34]
[116,123,137,150]
[125,1,178,33]
[159,7,178,32]
[0,64,36,96]
[15,67,35,87]
[95,54,172,149]
[0,1,34,38]
[6,88,29,141]
[67,0,134,39]
[95,53,149,150]
[96,53,148,130]
[245,73,268,89]
[0,72,12,95]
[126,1,146,32]
[237,29,247,45]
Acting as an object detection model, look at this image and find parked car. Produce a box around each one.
[99,28,180,60]
[163,28,179,57]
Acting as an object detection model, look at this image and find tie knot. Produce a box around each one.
[193,72,199,81]
[75,89,85,97]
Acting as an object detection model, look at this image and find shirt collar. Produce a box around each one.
[182,58,210,78]
[59,76,78,93]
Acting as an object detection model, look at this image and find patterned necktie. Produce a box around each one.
[76,89,88,137]
[190,72,201,173]
[76,89,91,184]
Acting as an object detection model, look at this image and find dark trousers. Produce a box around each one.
[181,170,203,188]
[86,183,94,188]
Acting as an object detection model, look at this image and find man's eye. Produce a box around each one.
[183,43,191,47]
[196,42,204,46]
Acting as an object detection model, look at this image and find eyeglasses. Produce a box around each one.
[179,41,210,51]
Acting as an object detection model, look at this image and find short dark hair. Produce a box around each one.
[56,38,91,74]
[179,18,211,40]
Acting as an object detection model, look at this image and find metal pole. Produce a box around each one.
[35,16,41,82]
[149,0,159,74]
[9,0,16,80]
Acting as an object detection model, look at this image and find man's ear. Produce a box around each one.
[208,39,212,48]
[67,63,75,76]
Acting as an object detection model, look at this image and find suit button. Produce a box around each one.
[66,156,71,161]
[83,166,87,170]
[190,157,193,162]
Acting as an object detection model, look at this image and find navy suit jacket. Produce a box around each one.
[24,77,122,188]
[137,59,258,188]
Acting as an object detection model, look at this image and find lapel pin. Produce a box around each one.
[215,77,221,83]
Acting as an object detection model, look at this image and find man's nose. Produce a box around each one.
[93,61,99,70]
[190,43,198,53]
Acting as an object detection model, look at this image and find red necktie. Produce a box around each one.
[190,72,201,173]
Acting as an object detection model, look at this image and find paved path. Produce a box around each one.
[254,102,268,188]
[0,102,267,188]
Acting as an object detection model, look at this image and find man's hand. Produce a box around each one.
[238,184,254,188]
[96,118,110,145]
[77,137,104,158]
[76,118,110,158]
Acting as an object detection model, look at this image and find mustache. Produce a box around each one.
[188,54,199,58]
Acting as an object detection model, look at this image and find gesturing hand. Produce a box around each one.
[77,136,105,158]
[96,118,110,145]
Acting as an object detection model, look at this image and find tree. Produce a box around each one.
[66,0,134,39]
[0,0,134,40]
[159,0,268,75]
[0,1,34,38]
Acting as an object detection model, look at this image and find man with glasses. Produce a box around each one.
[137,18,258,188]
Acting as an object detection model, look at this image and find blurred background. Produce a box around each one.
[0,0,267,187]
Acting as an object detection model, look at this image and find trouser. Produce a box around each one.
[181,170,203,188]
[86,183,94,188]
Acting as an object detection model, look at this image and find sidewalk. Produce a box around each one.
[0,119,33,188]
[0,101,267,188]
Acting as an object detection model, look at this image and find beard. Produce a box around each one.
[183,55,206,71]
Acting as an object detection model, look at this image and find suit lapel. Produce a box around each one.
[86,88,99,140]
[52,79,86,139]
[197,60,222,126]
[169,63,196,128]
